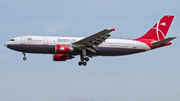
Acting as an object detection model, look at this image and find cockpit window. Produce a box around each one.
[9,39,15,41]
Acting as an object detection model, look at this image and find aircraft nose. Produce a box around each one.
[4,42,7,47]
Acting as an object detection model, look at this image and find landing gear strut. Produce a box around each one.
[23,52,27,61]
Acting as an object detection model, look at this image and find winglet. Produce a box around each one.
[111,28,115,31]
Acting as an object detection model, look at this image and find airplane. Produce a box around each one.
[4,15,176,66]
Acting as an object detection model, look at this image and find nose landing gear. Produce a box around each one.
[23,52,27,61]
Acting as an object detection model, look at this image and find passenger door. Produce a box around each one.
[43,37,48,45]
[133,41,138,49]
[20,37,25,44]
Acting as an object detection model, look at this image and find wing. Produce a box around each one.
[72,28,115,53]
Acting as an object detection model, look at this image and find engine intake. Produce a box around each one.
[53,54,74,61]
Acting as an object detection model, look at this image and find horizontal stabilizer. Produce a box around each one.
[151,37,176,47]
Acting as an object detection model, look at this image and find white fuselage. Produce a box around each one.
[5,36,151,56]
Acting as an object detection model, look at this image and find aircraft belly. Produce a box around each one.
[8,44,146,56]
[7,45,55,54]
[86,47,146,56]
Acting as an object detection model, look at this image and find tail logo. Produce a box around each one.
[160,22,166,26]
[153,21,166,40]
[60,47,65,51]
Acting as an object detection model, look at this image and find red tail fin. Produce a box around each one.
[137,15,174,40]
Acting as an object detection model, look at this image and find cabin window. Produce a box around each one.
[9,39,15,41]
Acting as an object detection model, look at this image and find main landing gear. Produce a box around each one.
[23,52,27,61]
[78,56,89,66]
[78,48,90,66]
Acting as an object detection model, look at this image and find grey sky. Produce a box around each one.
[0,0,180,101]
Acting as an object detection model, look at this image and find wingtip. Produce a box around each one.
[111,28,115,31]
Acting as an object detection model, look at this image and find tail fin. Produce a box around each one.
[137,15,174,40]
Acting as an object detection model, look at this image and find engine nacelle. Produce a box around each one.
[53,54,74,61]
[55,44,73,54]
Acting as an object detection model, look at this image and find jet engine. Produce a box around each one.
[55,44,74,54]
[53,54,74,61]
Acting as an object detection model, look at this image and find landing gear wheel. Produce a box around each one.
[79,55,89,66]
[81,57,84,61]
[78,61,83,66]
[83,62,87,66]
[78,61,87,66]
[85,57,89,62]
[23,57,27,61]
